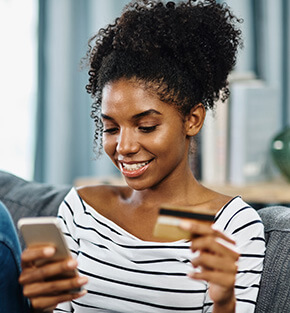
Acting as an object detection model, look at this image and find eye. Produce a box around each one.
[103,127,119,134]
[138,125,158,133]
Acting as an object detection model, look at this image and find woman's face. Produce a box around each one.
[101,78,192,191]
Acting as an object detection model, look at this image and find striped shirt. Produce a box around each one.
[54,188,265,313]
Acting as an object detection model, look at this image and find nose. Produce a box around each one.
[116,128,140,155]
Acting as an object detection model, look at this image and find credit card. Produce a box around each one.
[153,204,215,241]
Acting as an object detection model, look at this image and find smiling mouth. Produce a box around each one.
[121,160,151,171]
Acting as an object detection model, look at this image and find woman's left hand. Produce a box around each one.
[180,221,240,310]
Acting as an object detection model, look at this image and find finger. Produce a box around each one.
[30,289,87,311]
[20,258,78,284]
[188,269,236,288]
[179,220,215,236]
[21,246,56,265]
[180,221,235,244]
[191,236,240,259]
[23,276,88,298]
[191,252,238,273]
[215,237,239,255]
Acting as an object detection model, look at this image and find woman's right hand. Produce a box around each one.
[19,245,88,312]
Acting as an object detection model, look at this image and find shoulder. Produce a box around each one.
[216,196,261,221]
[195,186,233,215]
[215,196,264,238]
[76,184,132,211]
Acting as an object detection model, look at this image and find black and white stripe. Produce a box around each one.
[54,188,265,313]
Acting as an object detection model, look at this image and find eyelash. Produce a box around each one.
[103,128,118,134]
[103,125,158,134]
[138,125,157,133]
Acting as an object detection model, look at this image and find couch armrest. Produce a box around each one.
[255,206,290,313]
[0,170,71,250]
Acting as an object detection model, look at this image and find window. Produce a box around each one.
[0,0,38,180]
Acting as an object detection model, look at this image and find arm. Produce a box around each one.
[180,221,239,313]
[19,191,89,312]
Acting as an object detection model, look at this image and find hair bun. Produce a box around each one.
[166,1,175,9]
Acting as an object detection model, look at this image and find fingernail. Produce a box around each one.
[187,272,195,279]
[77,276,88,285]
[43,247,55,256]
[67,259,78,269]
[179,221,192,231]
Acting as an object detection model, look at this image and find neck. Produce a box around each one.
[130,167,201,209]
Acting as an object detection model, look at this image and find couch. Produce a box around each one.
[0,171,70,250]
[0,170,289,312]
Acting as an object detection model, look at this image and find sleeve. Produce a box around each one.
[231,209,265,313]
[203,203,265,313]
[53,188,80,313]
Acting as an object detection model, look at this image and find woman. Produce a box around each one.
[19,0,265,312]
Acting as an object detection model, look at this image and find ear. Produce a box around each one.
[185,103,206,137]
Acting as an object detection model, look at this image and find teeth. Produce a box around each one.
[122,161,149,171]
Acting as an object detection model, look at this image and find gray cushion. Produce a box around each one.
[0,171,71,250]
[255,206,290,313]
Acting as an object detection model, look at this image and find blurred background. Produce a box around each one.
[0,0,289,188]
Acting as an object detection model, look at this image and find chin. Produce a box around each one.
[123,176,149,190]
[124,176,162,191]
[126,181,148,191]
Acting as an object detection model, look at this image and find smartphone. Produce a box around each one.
[153,204,215,241]
[18,217,78,280]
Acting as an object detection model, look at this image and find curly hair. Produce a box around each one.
[85,0,243,155]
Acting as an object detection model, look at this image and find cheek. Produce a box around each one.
[149,128,185,152]
[139,132,169,154]
[103,136,115,157]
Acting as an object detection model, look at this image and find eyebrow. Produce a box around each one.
[101,109,162,121]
